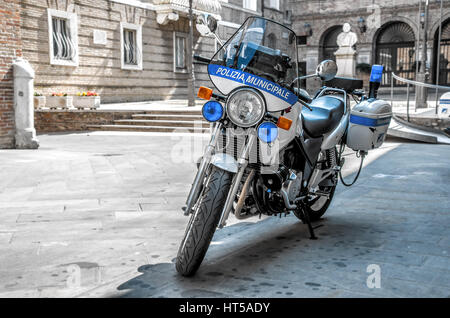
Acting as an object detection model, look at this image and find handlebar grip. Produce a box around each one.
[193,55,211,64]
[298,98,313,111]
[299,94,313,104]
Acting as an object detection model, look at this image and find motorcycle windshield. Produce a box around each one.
[208,17,299,110]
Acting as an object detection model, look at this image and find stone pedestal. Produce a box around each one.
[335,46,357,78]
[13,58,39,149]
[415,72,428,109]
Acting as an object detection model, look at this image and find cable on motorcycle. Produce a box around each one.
[337,143,366,187]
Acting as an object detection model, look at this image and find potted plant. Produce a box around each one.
[34,92,46,109]
[46,93,73,109]
[73,91,101,110]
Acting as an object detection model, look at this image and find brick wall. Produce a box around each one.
[35,109,143,132]
[0,0,21,148]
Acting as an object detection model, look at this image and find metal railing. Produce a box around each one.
[390,72,450,121]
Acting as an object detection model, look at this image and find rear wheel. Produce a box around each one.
[294,147,338,222]
[301,183,337,221]
[176,167,233,276]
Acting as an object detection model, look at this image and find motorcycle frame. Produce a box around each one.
[185,87,351,226]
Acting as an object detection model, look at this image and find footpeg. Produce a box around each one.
[182,206,190,216]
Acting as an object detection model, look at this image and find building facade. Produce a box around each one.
[289,0,450,89]
[15,0,289,103]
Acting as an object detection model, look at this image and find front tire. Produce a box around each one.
[176,167,233,276]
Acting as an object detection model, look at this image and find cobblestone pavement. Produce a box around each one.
[0,132,448,298]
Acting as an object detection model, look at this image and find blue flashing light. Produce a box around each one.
[258,122,278,143]
[202,101,223,122]
[370,65,384,83]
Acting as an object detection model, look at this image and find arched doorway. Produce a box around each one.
[432,19,450,86]
[267,33,277,48]
[375,22,416,86]
[320,25,342,61]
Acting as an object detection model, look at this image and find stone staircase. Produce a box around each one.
[87,110,210,133]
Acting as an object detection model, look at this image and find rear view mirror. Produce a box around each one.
[196,14,218,36]
[316,60,337,81]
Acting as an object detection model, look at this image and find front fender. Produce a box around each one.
[211,153,238,173]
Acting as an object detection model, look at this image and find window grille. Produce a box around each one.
[123,29,138,65]
[52,17,76,61]
[175,34,186,71]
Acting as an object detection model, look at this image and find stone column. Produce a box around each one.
[13,58,39,149]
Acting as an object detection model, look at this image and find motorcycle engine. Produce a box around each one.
[283,171,303,202]
[261,165,289,191]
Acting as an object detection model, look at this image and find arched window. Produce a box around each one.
[375,22,415,86]
[433,19,450,86]
[320,25,342,61]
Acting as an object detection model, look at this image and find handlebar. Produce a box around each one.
[193,55,211,64]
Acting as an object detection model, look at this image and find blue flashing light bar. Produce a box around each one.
[370,65,384,83]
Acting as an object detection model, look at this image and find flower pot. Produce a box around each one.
[73,96,101,110]
[34,96,46,109]
[46,96,73,109]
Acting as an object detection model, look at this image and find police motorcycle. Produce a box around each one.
[176,16,392,276]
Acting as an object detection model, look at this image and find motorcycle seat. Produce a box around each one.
[301,95,345,138]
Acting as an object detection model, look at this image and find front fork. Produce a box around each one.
[184,125,257,230]
[184,122,223,215]
[218,131,256,228]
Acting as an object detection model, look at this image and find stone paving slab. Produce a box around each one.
[0,133,448,298]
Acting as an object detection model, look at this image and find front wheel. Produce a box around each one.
[176,167,233,276]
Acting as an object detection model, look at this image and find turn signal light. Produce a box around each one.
[198,86,213,100]
[277,116,292,130]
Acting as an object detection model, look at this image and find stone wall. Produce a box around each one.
[20,0,217,103]
[19,0,265,104]
[0,0,21,149]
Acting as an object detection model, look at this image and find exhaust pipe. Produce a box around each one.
[234,169,256,219]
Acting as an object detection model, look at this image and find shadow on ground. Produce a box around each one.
[115,215,384,298]
[111,143,450,298]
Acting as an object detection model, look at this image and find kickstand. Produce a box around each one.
[299,205,319,240]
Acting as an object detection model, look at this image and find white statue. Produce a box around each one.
[336,23,357,52]
[334,23,358,77]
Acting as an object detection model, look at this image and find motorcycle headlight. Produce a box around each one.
[226,88,265,127]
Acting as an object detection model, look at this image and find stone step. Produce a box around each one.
[140,110,202,115]
[132,114,204,121]
[87,124,209,133]
[114,119,210,128]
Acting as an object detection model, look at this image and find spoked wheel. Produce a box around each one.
[294,147,338,222]
[175,167,233,277]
